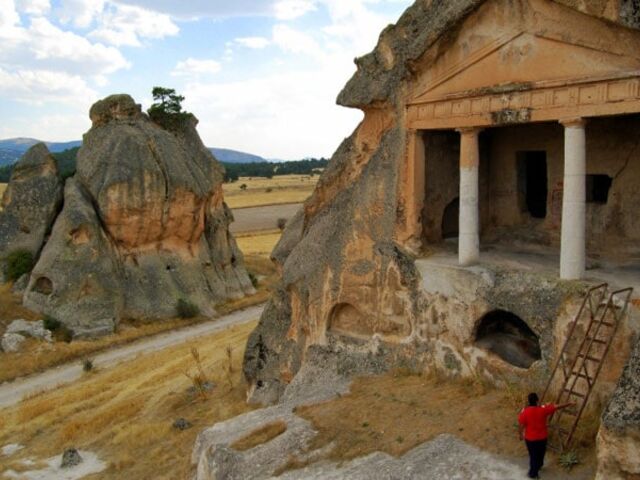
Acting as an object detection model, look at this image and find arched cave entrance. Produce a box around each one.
[441,197,459,239]
[474,310,541,368]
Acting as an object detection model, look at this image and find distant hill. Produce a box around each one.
[210,148,266,164]
[0,138,266,166]
[0,138,82,166]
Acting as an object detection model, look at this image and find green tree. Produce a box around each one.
[147,87,192,131]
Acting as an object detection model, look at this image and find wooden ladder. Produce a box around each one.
[541,283,634,451]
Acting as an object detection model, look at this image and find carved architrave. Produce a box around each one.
[407,72,640,130]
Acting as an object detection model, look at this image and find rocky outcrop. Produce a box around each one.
[0,143,63,262]
[242,0,640,405]
[596,336,640,479]
[21,94,254,337]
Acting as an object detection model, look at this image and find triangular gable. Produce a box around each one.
[409,0,640,104]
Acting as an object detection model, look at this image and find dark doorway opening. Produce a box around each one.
[586,175,613,204]
[475,310,541,368]
[517,151,548,219]
[441,197,459,239]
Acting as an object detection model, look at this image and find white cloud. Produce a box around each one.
[172,58,221,77]
[235,36,270,49]
[0,67,97,104]
[89,3,179,47]
[0,0,22,30]
[272,24,321,56]
[184,66,362,160]
[56,0,105,28]
[15,0,50,15]
[26,17,130,74]
[110,0,274,19]
[273,0,316,20]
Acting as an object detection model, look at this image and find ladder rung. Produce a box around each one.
[599,321,615,327]
[571,372,592,382]
[564,389,586,398]
[577,353,602,362]
[585,337,607,345]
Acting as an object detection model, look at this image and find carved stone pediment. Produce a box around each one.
[406,0,640,129]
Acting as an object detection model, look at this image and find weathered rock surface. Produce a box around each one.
[242,0,640,407]
[1,333,25,353]
[0,143,63,261]
[6,319,52,342]
[61,448,83,468]
[21,94,254,336]
[596,336,640,479]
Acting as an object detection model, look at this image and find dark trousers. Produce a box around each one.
[525,439,547,478]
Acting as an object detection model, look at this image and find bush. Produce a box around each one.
[5,249,34,282]
[61,327,74,343]
[43,315,61,332]
[277,218,287,231]
[559,451,580,470]
[265,187,273,193]
[82,359,94,372]
[177,299,199,319]
[239,184,248,191]
[248,272,258,288]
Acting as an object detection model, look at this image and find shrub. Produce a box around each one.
[559,451,580,470]
[61,327,74,343]
[43,315,61,332]
[147,87,192,131]
[265,187,273,193]
[239,184,248,191]
[277,218,287,231]
[82,359,93,372]
[248,272,258,288]
[4,249,34,282]
[176,299,199,319]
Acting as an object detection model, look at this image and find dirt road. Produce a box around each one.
[230,203,301,233]
[0,304,264,409]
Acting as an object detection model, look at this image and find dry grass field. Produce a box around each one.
[223,175,317,209]
[286,372,597,477]
[0,232,282,383]
[0,320,258,479]
[0,183,6,209]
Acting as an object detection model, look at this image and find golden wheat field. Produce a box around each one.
[223,175,317,209]
[0,320,258,479]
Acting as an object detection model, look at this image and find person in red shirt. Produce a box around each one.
[518,392,575,479]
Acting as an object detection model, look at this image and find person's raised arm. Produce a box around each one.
[555,402,576,410]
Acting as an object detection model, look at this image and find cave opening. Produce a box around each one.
[474,310,541,368]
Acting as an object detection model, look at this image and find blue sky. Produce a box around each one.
[0,0,412,159]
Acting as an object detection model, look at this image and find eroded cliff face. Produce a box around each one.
[21,94,254,337]
[0,143,63,264]
[242,0,640,404]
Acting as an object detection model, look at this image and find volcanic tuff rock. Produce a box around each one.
[242,0,640,404]
[17,94,254,337]
[0,143,63,262]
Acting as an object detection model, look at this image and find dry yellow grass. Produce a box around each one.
[0,237,280,384]
[0,183,6,211]
[223,175,316,209]
[236,230,282,256]
[230,421,287,452]
[286,372,596,477]
[0,320,258,479]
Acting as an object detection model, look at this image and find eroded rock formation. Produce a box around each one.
[242,0,640,406]
[0,143,63,262]
[12,94,254,337]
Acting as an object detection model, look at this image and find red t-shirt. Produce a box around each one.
[518,404,557,441]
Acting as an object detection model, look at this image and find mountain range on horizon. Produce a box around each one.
[0,137,270,167]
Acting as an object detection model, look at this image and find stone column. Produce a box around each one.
[458,128,481,266]
[560,118,587,280]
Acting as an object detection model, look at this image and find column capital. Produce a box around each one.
[456,126,483,135]
[559,117,586,128]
